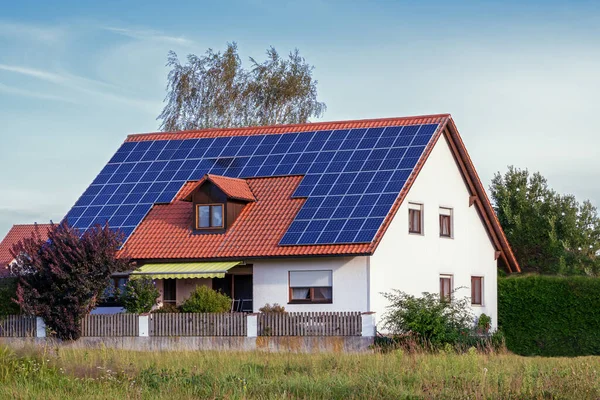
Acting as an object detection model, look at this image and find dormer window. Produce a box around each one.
[196,204,224,229]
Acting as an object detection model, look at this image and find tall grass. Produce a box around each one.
[2,346,600,399]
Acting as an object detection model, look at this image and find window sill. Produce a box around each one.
[288,300,333,305]
[409,231,424,236]
[439,235,453,239]
[471,304,484,307]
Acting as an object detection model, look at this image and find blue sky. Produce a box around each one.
[1,0,599,238]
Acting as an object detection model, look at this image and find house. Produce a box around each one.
[0,224,52,278]
[64,114,520,328]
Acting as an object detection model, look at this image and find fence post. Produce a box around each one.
[247,314,258,338]
[36,317,46,338]
[138,315,149,337]
[361,312,376,337]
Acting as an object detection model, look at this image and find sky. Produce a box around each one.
[0,0,599,238]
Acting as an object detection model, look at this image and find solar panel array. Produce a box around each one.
[65,123,439,245]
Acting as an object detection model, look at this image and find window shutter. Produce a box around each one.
[289,270,332,287]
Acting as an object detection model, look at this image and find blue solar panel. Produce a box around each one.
[66,123,440,245]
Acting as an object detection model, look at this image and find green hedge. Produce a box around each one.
[0,278,20,316]
[499,275,600,357]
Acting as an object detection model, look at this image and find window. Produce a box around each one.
[409,203,423,234]
[163,279,177,305]
[289,270,332,303]
[196,204,224,229]
[439,207,453,238]
[440,275,453,302]
[471,276,483,305]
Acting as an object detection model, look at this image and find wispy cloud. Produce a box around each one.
[0,82,74,103]
[102,26,195,46]
[0,20,65,43]
[0,63,159,112]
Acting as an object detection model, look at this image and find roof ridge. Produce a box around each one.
[125,114,451,142]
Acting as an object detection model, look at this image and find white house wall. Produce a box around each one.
[252,256,369,313]
[370,134,499,329]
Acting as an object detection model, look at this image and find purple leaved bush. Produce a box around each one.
[10,221,131,340]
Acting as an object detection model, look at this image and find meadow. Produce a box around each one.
[1,346,600,399]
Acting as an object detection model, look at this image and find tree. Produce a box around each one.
[490,166,600,275]
[10,222,131,340]
[120,278,160,314]
[157,42,326,131]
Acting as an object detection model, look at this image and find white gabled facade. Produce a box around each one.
[252,133,500,329]
[369,134,498,329]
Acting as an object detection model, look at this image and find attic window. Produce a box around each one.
[196,204,224,229]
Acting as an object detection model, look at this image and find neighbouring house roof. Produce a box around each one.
[181,174,256,202]
[0,224,52,277]
[66,114,520,272]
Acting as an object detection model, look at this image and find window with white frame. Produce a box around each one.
[439,207,453,238]
[289,270,333,303]
[471,276,483,305]
[440,274,453,302]
[409,203,423,234]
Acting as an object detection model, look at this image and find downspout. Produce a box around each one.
[366,256,371,312]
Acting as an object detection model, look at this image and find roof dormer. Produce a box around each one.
[182,174,256,233]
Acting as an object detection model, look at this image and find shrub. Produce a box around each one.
[152,303,180,313]
[259,303,286,313]
[381,290,474,349]
[476,313,492,334]
[120,279,160,314]
[180,286,231,313]
[0,278,20,316]
[499,275,600,356]
[11,222,131,340]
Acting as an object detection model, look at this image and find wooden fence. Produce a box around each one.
[150,313,247,337]
[81,314,138,337]
[258,312,362,336]
[0,315,36,337]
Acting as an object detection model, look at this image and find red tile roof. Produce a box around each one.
[182,174,256,202]
[126,114,451,142]
[122,176,371,259]
[118,114,519,272]
[0,224,52,277]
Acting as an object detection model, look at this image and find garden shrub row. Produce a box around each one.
[499,275,600,357]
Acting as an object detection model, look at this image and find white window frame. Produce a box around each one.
[408,202,424,235]
[439,274,453,302]
[471,276,484,306]
[439,207,453,239]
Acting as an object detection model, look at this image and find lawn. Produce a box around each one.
[2,346,600,399]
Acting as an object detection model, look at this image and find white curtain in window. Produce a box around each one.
[289,270,332,287]
[313,287,332,300]
[440,216,451,236]
[291,288,310,300]
[211,205,223,226]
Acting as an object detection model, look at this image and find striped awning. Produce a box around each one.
[129,261,242,279]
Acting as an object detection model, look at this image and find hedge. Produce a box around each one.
[0,278,20,316]
[498,275,600,357]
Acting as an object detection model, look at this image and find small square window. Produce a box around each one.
[196,204,224,229]
[439,207,453,238]
[471,276,483,305]
[440,275,453,302]
[409,203,423,234]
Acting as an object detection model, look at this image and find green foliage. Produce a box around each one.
[179,286,231,313]
[11,222,131,340]
[258,303,286,313]
[477,313,492,334]
[381,290,474,348]
[158,43,326,131]
[491,166,600,275]
[0,278,20,316]
[120,279,160,314]
[498,275,600,356]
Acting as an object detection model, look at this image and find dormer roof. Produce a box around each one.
[181,174,256,202]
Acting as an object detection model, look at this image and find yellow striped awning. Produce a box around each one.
[129,261,242,279]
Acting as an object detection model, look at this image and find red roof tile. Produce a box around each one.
[126,114,451,142]
[182,174,256,202]
[0,224,52,277]
[122,176,371,260]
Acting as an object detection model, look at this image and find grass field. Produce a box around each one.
[1,346,600,399]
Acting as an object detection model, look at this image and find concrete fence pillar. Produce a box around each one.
[361,312,376,337]
[247,314,258,338]
[36,317,46,338]
[138,315,149,337]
